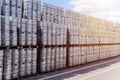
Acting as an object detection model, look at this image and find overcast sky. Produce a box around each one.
[42,0,120,23]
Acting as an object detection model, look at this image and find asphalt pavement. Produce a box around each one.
[24,57,120,80]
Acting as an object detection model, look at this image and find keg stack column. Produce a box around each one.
[0,0,40,80]
[0,0,120,79]
[38,3,67,73]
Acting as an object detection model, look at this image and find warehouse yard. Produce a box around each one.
[0,0,120,80]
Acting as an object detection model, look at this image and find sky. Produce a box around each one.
[42,0,120,23]
[42,0,73,10]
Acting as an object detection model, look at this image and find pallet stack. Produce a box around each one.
[0,0,39,80]
[18,0,38,78]
[66,9,120,67]
[39,3,67,73]
[38,2,120,73]
[0,0,120,79]
[0,50,3,80]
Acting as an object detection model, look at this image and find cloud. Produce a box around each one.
[69,0,120,23]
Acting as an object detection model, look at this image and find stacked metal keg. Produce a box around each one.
[0,0,120,80]
[39,3,67,73]
[0,0,39,79]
